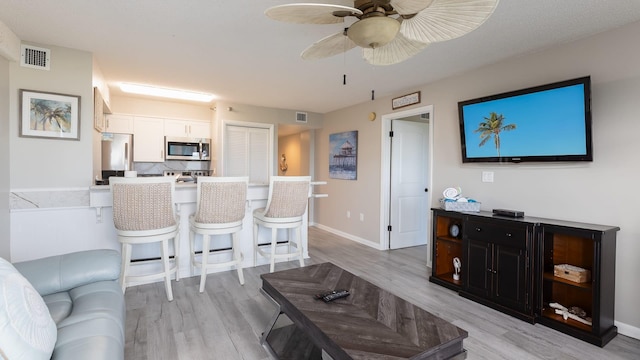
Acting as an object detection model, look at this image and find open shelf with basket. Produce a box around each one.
[537,222,619,347]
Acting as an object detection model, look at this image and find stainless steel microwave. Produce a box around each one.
[165,136,211,161]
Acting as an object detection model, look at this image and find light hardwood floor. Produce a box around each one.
[125,227,640,359]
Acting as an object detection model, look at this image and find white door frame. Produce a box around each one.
[379,105,434,263]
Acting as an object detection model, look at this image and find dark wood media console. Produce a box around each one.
[430,209,619,347]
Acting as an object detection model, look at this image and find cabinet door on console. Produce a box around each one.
[465,239,491,298]
[494,244,527,313]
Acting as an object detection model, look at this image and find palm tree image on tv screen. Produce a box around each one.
[474,112,516,157]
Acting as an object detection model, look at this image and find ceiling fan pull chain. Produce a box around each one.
[343,74,347,85]
[371,90,375,101]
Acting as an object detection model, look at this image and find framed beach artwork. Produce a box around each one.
[329,130,358,180]
[19,89,81,140]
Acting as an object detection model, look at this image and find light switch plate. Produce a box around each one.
[482,171,494,183]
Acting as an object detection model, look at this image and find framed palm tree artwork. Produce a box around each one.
[19,89,81,140]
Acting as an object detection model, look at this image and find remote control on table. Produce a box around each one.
[318,290,350,302]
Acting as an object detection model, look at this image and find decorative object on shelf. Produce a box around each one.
[280,154,288,173]
[392,91,421,110]
[449,223,461,238]
[19,89,81,140]
[554,264,591,283]
[329,131,358,180]
[265,1,499,65]
[550,302,592,326]
[440,187,481,212]
[453,257,461,281]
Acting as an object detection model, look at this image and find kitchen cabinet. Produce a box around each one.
[461,217,534,322]
[105,114,134,134]
[164,119,210,138]
[429,210,464,291]
[133,116,164,162]
[536,222,618,347]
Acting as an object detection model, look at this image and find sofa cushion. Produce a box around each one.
[57,280,125,340]
[0,257,57,360]
[53,317,124,360]
[42,292,73,325]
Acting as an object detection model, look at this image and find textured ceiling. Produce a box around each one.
[2,0,640,114]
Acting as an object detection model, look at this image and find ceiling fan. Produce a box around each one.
[265,0,500,65]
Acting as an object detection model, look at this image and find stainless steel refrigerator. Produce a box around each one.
[101,133,133,180]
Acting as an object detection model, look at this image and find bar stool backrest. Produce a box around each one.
[263,176,311,219]
[110,177,176,232]
[194,177,248,224]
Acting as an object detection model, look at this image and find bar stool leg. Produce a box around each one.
[174,233,180,282]
[296,226,304,267]
[233,232,245,285]
[120,242,132,293]
[161,238,174,301]
[270,227,278,273]
[253,222,259,267]
[189,228,196,277]
[199,234,210,293]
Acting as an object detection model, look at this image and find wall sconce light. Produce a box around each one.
[280,154,288,173]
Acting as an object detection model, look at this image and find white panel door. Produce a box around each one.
[389,120,429,249]
[224,125,270,184]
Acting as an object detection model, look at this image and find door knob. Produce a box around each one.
[424,188,428,192]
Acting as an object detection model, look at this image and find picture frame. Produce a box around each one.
[19,89,81,140]
[329,130,358,180]
[392,91,421,110]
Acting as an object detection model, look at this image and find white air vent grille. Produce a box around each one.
[21,45,50,70]
[296,112,308,123]
[420,113,430,120]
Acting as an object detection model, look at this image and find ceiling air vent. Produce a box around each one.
[296,112,308,123]
[420,113,430,120]
[21,44,50,70]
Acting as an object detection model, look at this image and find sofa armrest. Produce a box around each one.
[13,249,121,296]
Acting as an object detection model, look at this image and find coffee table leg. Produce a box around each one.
[260,288,284,359]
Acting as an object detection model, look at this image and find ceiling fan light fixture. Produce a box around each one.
[347,16,400,48]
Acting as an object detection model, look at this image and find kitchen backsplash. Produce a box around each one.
[134,160,210,175]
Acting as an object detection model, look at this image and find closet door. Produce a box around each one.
[225,124,271,184]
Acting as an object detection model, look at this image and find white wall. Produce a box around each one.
[9,43,94,189]
[0,55,10,259]
[315,20,640,336]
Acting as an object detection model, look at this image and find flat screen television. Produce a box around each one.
[458,76,592,163]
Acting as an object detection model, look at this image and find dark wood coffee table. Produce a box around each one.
[260,262,468,360]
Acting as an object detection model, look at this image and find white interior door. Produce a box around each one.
[224,124,271,184]
[389,120,430,249]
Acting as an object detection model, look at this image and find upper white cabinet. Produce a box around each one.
[164,119,211,138]
[104,114,134,134]
[133,117,164,162]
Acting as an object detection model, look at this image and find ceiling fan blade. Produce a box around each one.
[362,33,429,66]
[265,3,363,24]
[390,0,435,15]
[400,0,499,43]
[302,31,357,60]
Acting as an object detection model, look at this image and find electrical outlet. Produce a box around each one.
[360,213,364,222]
[347,211,351,218]
[482,171,494,183]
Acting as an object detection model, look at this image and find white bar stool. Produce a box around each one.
[253,176,311,273]
[189,176,248,292]
[110,176,180,301]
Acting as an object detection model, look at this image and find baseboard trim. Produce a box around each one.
[616,320,640,340]
[311,224,384,250]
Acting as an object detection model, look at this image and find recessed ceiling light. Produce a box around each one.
[119,83,215,102]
